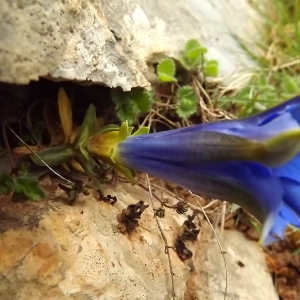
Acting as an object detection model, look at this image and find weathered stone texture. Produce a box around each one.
[0,180,278,300]
[0,0,259,90]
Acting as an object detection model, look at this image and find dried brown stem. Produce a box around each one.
[145,174,176,300]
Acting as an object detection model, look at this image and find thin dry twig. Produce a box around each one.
[151,109,178,128]
[189,191,228,300]
[269,58,300,72]
[193,76,213,108]
[192,79,233,123]
[151,118,175,131]
[145,174,176,300]
[220,201,227,233]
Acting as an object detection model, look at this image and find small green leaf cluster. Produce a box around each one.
[179,39,219,76]
[179,39,208,71]
[156,39,219,79]
[111,39,219,122]
[111,88,153,125]
[156,56,198,118]
[0,163,45,202]
[155,39,219,119]
[155,40,219,118]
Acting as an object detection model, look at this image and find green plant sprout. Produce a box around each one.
[0,163,45,202]
[203,59,219,77]
[175,86,198,118]
[179,39,208,71]
[156,39,218,118]
[111,88,153,125]
[156,58,177,83]
[179,39,219,76]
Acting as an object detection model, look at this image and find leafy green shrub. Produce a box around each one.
[179,39,219,77]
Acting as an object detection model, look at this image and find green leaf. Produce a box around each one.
[31,145,74,166]
[176,99,197,118]
[13,176,45,201]
[116,101,138,125]
[157,58,177,82]
[111,88,153,125]
[204,60,219,77]
[131,126,150,136]
[111,88,128,105]
[130,89,153,113]
[180,39,207,70]
[112,89,138,124]
[93,124,120,135]
[184,39,208,58]
[175,86,198,118]
[73,151,98,178]
[0,172,14,195]
[73,104,96,150]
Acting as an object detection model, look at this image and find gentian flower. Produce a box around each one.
[88,96,300,245]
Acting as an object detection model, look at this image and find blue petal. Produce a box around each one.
[263,212,289,245]
[279,202,300,227]
[254,95,300,125]
[119,131,256,166]
[279,178,300,223]
[120,153,283,225]
[273,154,300,217]
[273,153,300,182]
[265,202,300,245]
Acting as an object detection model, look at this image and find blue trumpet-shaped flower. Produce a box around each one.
[111,96,300,245]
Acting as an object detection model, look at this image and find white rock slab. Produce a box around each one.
[0,0,260,90]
